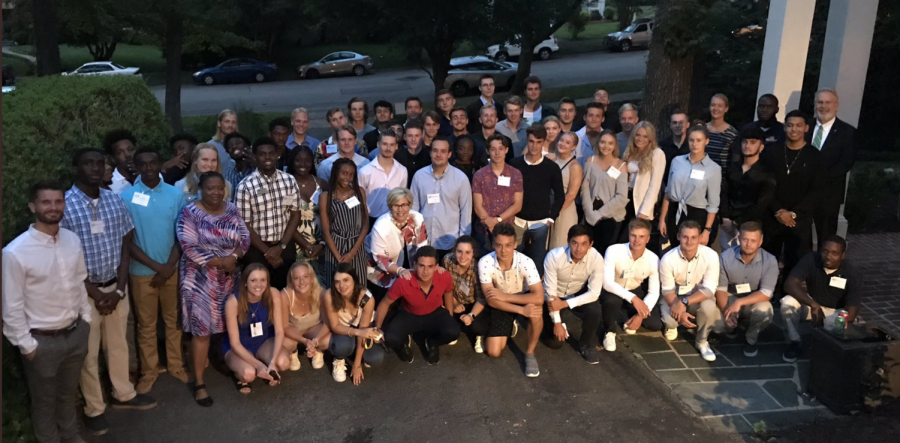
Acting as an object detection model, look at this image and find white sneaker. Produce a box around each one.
[474,336,484,354]
[511,320,519,338]
[603,332,617,352]
[697,342,716,362]
[311,351,324,370]
[289,351,301,371]
[332,358,347,382]
[449,340,458,346]
[664,328,678,341]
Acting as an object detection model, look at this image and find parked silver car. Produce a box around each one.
[604,19,653,52]
[297,51,374,79]
[444,56,518,97]
[62,62,141,77]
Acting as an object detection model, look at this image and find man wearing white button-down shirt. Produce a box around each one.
[601,219,662,352]
[541,225,603,365]
[659,220,721,361]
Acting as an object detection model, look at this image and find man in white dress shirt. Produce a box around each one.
[358,130,408,228]
[659,219,722,361]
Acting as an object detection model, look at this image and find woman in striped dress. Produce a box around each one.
[176,172,250,406]
[706,93,740,168]
[320,158,369,287]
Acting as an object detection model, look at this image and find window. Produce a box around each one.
[221,60,240,68]
[77,66,95,74]
[340,52,356,60]
[112,63,126,70]
[94,65,114,72]
[635,24,647,33]
[322,54,340,62]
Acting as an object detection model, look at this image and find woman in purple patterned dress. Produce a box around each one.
[176,172,250,406]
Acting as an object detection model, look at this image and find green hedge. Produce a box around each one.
[1,74,171,443]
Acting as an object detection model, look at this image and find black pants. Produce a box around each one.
[435,249,452,263]
[617,190,638,244]
[814,202,840,250]
[382,308,460,349]
[665,202,718,246]
[243,241,296,289]
[590,218,621,256]
[601,287,663,333]
[763,216,813,276]
[541,300,603,349]
[369,216,379,232]
[367,282,390,303]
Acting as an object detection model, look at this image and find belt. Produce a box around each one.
[31,318,81,337]
[92,277,117,287]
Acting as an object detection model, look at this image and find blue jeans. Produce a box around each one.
[329,334,385,367]
[514,221,550,275]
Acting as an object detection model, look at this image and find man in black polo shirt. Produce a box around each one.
[508,125,564,275]
[719,127,776,248]
[780,235,860,362]
[659,110,690,187]
[394,118,431,187]
[738,94,785,150]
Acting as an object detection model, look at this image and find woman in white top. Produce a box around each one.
[618,121,665,243]
[541,116,563,160]
[581,130,629,254]
[549,132,583,249]
[175,143,230,204]
[321,263,383,385]
[279,261,330,372]
[365,187,428,301]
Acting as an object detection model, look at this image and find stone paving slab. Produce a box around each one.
[671,382,781,416]
[847,233,900,335]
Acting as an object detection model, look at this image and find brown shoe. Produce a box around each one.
[170,368,189,383]
[135,375,157,394]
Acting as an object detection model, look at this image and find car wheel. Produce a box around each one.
[450,81,468,97]
[495,51,509,62]
[620,40,632,52]
[352,64,366,76]
[306,69,320,79]
[254,72,266,82]
[538,48,551,61]
[203,74,214,85]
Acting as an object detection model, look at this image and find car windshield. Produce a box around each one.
[624,23,638,32]
[495,61,513,69]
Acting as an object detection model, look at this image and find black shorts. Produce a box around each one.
[482,306,516,338]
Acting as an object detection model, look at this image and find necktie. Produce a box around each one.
[813,125,824,150]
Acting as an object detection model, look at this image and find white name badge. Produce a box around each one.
[690,169,705,180]
[735,283,752,294]
[677,285,691,295]
[326,144,338,154]
[282,195,296,207]
[90,220,105,235]
[458,281,470,295]
[344,196,361,209]
[621,268,634,279]
[498,175,511,187]
[131,192,150,207]
[427,193,441,204]
[250,322,264,338]
[829,276,847,289]
[607,167,621,180]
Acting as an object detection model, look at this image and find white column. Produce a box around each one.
[817,0,878,239]
[756,0,816,121]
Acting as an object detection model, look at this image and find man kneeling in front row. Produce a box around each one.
[541,224,604,365]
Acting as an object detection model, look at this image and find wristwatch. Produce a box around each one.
[703,226,712,232]
[231,253,239,260]
[681,297,689,306]
[115,289,126,299]
[790,211,797,220]
[280,243,287,250]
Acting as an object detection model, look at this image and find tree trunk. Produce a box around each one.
[426,24,455,94]
[88,42,117,61]
[164,10,183,133]
[511,38,535,96]
[33,0,62,75]
[615,0,636,30]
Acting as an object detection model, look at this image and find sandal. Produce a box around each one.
[193,384,213,407]
[235,380,252,395]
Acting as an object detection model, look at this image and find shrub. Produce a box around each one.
[604,6,617,21]
[567,11,592,40]
[590,9,603,21]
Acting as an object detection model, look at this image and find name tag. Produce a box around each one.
[282,195,296,207]
[326,144,338,154]
[607,167,621,180]
[131,192,150,207]
[677,285,691,295]
[735,283,752,294]
[250,322,264,338]
[498,175,511,187]
[458,281,470,295]
[427,193,441,204]
[90,220,105,235]
[344,196,361,209]
[690,169,705,180]
[829,276,847,289]
[621,268,634,279]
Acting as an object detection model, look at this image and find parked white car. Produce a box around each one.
[62,62,141,77]
[486,36,559,62]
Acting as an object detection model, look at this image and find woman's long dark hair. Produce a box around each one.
[329,262,363,312]
[325,158,366,226]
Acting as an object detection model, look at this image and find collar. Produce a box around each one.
[627,243,647,261]
[480,96,493,106]
[677,246,701,262]
[134,178,164,193]
[491,251,520,271]
[733,246,762,265]
[112,168,129,183]
[816,117,836,127]
[490,163,509,177]
[523,154,544,166]
[28,225,59,244]
[563,247,588,264]
[814,254,845,274]
[69,184,104,204]
[429,164,450,179]
[373,157,397,172]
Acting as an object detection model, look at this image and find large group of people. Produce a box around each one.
[3,76,862,442]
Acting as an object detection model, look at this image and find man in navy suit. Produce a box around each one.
[805,88,855,249]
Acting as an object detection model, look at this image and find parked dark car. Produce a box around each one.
[3,64,14,86]
[192,58,278,86]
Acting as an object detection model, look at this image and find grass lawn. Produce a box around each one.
[8,44,165,73]
[2,53,34,77]
[555,21,619,40]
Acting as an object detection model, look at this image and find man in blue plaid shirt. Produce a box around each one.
[60,148,156,436]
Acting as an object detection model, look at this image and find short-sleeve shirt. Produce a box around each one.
[60,186,134,283]
[716,246,779,298]
[472,164,524,223]
[236,170,300,242]
[478,251,541,295]
[789,252,862,309]
[387,270,453,316]
[120,180,186,276]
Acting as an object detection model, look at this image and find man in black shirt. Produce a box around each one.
[466,75,505,134]
[761,110,824,275]
[363,100,395,151]
[470,105,511,165]
[659,110,690,187]
[594,88,623,133]
[719,127,776,248]
[507,125,564,275]
[394,118,431,187]
[557,97,582,133]
[780,235,860,362]
[733,94,786,152]
[162,133,198,185]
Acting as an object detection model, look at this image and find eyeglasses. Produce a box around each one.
[391,203,411,210]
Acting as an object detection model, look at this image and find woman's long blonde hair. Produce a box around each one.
[622,121,658,173]
[186,143,230,197]
[238,263,274,325]
[287,261,321,313]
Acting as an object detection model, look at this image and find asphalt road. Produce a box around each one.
[152,51,648,119]
[95,329,738,443]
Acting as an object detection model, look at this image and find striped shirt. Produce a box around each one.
[236,170,300,242]
[706,125,739,169]
[60,186,134,283]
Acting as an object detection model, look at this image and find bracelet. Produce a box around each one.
[353,365,362,369]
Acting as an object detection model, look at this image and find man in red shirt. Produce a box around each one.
[375,246,460,365]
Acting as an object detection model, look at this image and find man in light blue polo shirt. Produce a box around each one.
[120,148,188,394]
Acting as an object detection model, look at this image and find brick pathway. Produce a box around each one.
[847,232,900,334]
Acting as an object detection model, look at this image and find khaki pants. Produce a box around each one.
[81,284,136,417]
[716,295,774,345]
[780,295,838,343]
[661,297,723,344]
[131,273,184,378]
